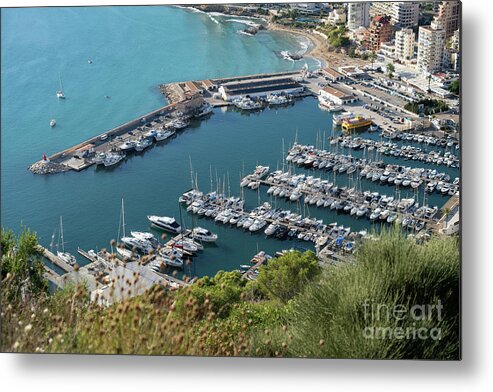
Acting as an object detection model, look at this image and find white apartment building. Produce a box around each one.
[370,2,419,28]
[326,8,346,25]
[417,25,446,74]
[395,28,415,62]
[347,2,370,30]
[380,42,395,58]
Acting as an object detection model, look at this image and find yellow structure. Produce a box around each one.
[341,116,372,132]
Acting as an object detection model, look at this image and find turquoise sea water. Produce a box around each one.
[1,6,458,278]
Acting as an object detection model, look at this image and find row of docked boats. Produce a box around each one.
[331,136,459,168]
[232,94,291,111]
[286,143,458,195]
[394,132,459,149]
[242,168,437,232]
[179,188,358,249]
[92,103,215,169]
[118,223,217,270]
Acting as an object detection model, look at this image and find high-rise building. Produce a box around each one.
[431,1,461,39]
[395,28,415,62]
[370,2,419,28]
[366,15,393,51]
[417,25,446,74]
[347,2,370,30]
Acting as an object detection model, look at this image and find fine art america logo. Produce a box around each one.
[362,299,443,341]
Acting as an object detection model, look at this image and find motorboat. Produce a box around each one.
[154,129,175,141]
[135,137,153,152]
[121,236,154,254]
[191,227,218,242]
[234,96,263,110]
[130,231,159,247]
[196,104,214,117]
[370,208,382,221]
[50,119,56,128]
[387,211,398,223]
[168,118,189,130]
[102,152,125,167]
[266,94,289,105]
[264,223,279,236]
[119,140,136,151]
[249,219,267,232]
[147,215,182,233]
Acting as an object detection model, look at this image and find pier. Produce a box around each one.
[36,245,74,273]
[29,70,319,175]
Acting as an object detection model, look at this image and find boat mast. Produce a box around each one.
[121,198,126,238]
[59,216,65,252]
[189,156,194,190]
[209,165,213,193]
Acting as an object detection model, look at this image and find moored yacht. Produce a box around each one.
[147,215,182,233]
[191,227,218,242]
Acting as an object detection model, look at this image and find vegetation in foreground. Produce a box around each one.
[1,227,459,359]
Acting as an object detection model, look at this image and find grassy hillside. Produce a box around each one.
[0,227,460,359]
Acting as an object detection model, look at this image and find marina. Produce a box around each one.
[3,6,460,288]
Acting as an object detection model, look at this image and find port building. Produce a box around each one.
[319,86,357,105]
[218,75,304,101]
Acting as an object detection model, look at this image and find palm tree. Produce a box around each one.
[427,72,432,93]
[442,207,451,229]
[369,51,377,72]
[386,63,395,79]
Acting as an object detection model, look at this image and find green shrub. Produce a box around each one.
[270,230,460,359]
[256,251,320,303]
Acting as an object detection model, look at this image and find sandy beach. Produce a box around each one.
[268,22,368,70]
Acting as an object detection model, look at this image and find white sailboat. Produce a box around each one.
[56,216,77,266]
[56,74,66,99]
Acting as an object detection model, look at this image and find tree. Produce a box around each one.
[386,62,395,79]
[1,227,48,300]
[369,51,377,71]
[448,80,460,95]
[256,251,320,303]
[427,72,433,93]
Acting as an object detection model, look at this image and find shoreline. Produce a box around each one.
[267,22,370,71]
[267,23,328,69]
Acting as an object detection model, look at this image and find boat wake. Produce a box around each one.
[225,18,261,28]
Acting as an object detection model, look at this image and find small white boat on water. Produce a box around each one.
[147,215,182,233]
[50,119,56,128]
